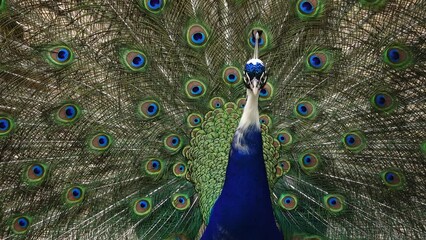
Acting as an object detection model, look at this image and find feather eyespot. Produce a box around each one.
[279,193,298,210]
[187,24,209,48]
[172,194,190,210]
[120,48,148,72]
[259,83,273,101]
[299,152,319,173]
[258,115,271,127]
[323,194,344,213]
[295,100,317,119]
[0,115,14,136]
[143,0,165,13]
[145,159,163,175]
[247,28,268,49]
[185,80,207,99]
[237,98,247,109]
[12,216,31,234]
[306,51,331,72]
[276,130,293,147]
[48,46,74,66]
[25,163,48,185]
[342,131,366,152]
[383,45,412,69]
[56,103,81,124]
[187,113,203,128]
[296,0,323,19]
[133,198,152,216]
[276,160,291,177]
[173,162,187,177]
[89,133,112,151]
[164,134,183,152]
[209,97,225,109]
[66,186,85,204]
[371,92,395,112]
[223,66,242,85]
[138,100,160,119]
[381,170,405,189]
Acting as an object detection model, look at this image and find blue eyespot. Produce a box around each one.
[151,160,160,170]
[18,218,28,228]
[131,54,145,68]
[303,155,312,165]
[64,106,77,119]
[192,32,205,45]
[72,187,82,199]
[385,172,395,182]
[299,1,314,14]
[345,135,356,146]
[179,166,185,171]
[227,74,237,83]
[31,165,44,177]
[0,118,10,131]
[148,0,162,10]
[297,104,308,115]
[191,86,203,95]
[387,49,400,63]
[278,134,286,143]
[309,55,322,68]
[57,48,70,62]
[260,88,269,97]
[147,103,158,116]
[375,94,386,107]
[171,137,180,146]
[139,200,148,208]
[250,36,264,47]
[284,197,292,204]
[97,135,109,147]
[328,197,337,206]
[178,197,185,204]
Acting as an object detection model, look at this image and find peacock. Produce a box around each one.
[0,0,425,239]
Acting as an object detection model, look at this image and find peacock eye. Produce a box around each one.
[89,133,112,151]
[173,162,187,177]
[247,28,268,49]
[143,0,165,13]
[138,100,160,119]
[65,186,85,204]
[295,100,316,119]
[371,92,395,112]
[164,134,183,153]
[237,98,247,109]
[223,66,242,85]
[187,24,209,47]
[276,130,293,147]
[145,159,163,175]
[56,103,81,124]
[12,216,31,234]
[49,46,74,66]
[0,115,14,136]
[323,194,344,213]
[172,194,190,210]
[125,51,147,70]
[279,193,298,210]
[185,79,207,99]
[209,97,225,109]
[276,160,291,177]
[259,114,271,127]
[342,131,366,152]
[187,113,203,128]
[133,198,153,216]
[299,152,320,173]
[383,45,412,69]
[296,0,323,19]
[25,163,48,185]
[380,170,405,189]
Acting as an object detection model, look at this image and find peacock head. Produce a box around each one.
[243,31,267,94]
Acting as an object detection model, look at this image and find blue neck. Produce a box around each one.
[202,125,282,240]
